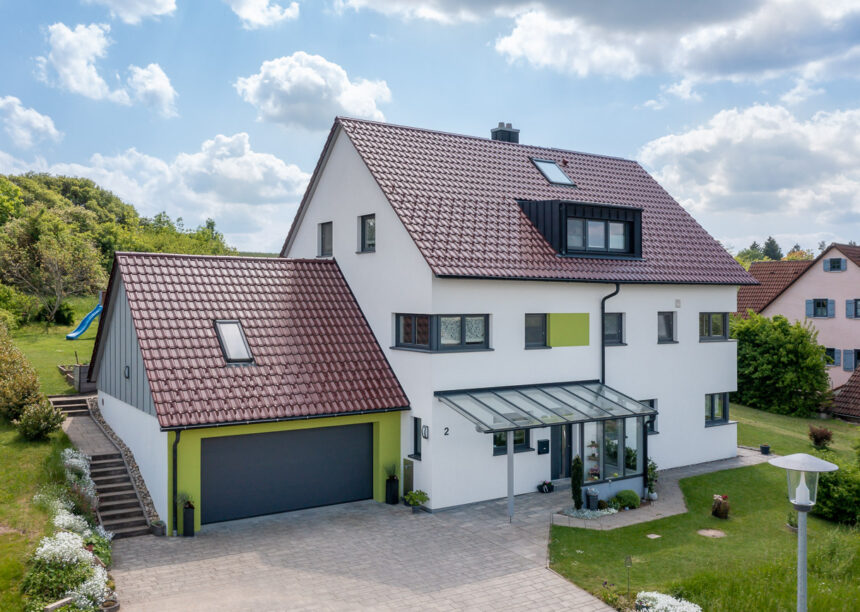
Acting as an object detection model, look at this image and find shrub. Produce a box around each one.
[84,531,112,568]
[14,400,64,440]
[597,499,608,511]
[21,557,93,611]
[0,307,17,331]
[571,455,583,510]
[0,282,38,324]
[35,301,75,326]
[404,489,429,507]
[611,489,641,509]
[809,425,833,450]
[0,327,43,421]
[812,454,860,525]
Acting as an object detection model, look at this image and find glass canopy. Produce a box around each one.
[436,381,657,433]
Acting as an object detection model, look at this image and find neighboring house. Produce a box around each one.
[832,369,860,422]
[737,244,860,392]
[282,118,754,511]
[88,253,408,534]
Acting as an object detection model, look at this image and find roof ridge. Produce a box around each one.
[336,116,639,164]
[114,251,335,265]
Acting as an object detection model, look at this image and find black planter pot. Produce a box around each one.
[182,505,195,537]
[150,522,166,537]
[385,477,399,505]
[760,444,771,455]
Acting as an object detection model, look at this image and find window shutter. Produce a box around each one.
[828,299,836,318]
[848,300,855,319]
[844,349,855,371]
[823,259,831,271]
[835,349,842,367]
[805,300,814,317]
[842,258,848,271]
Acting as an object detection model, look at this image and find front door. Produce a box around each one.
[551,424,573,480]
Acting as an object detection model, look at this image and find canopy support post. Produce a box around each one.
[507,431,514,523]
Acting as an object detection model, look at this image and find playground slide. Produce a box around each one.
[66,304,103,340]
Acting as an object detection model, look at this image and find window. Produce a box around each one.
[826,258,846,271]
[699,312,728,341]
[318,221,333,257]
[603,313,624,345]
[852,300,860,318]
[524,313,547,348]
[411,417,422,459]
[705,392,729,425]
[825,347,838,367]
[657,312,675,343]
[641,399,658,434]
[394,314,489,351]
[214,320,253,364]
[493,429,531,455]
[532,159,575,186]
[814,299,828,318]
[567,218,630,253]
[359,214,375,252]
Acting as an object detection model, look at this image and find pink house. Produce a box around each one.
[737,244,860,396]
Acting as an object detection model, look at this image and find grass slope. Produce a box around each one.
[0,422,71,611]
[11,296,99,396]
[733,403,859,462]
[550,463,859,611]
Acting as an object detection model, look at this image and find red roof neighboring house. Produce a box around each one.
[736,260,813,316]
[89,253,408,429]
[832,368,860,420]
[284,117,756,286]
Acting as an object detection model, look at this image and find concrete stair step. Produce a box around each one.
[61,409,90,416]
[90,458,124,469]
[102,517,148,531]
[99,490,138,503]
[95,482,135,494]
[92,474,131,486]
[49,396,91,407]
[90,466,127,477]
[110,525,151,539]
[90,452,122,462]
[99,499,140,511]
[100,507,145,520]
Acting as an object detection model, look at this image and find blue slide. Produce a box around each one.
[66,304,103,340]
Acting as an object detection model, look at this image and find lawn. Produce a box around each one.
[11,296,100,396]
[0,421,71,611]
[550,463,860,611]
[733,403,859,462]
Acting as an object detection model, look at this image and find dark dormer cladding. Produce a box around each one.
[519,200,643,259]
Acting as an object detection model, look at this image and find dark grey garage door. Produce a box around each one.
[201,424,373,524]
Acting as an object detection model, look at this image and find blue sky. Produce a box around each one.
[1,1,859,253]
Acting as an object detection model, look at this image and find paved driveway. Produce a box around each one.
[112,496,610,611]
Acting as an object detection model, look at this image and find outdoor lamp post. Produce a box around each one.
[768,453,838,612]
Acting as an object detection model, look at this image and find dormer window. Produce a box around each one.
[214,320,254,364]
[532,159,575,186]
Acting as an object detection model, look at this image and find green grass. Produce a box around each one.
[0,421,71,611]
[10,296,99,396]
[550,464,860,611]
[733,403,860,463]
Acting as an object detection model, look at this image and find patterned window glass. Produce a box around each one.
[440,316,462,345]
[415,315,430,345]
[464,316,485,345]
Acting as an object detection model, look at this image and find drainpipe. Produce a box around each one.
[600,283,621,384]
[171,430,181,536]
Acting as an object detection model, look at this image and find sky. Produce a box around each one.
[1,1,859,254]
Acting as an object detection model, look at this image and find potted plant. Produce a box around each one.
[150,519,166,536]
[646,459,658,501]
[100,597,120,611]
[178,492,195,537]
[711,494,730,519]
[404,489,429,513]
[384,464,399,505]
[537,480,554,493]
[760,443,770,455]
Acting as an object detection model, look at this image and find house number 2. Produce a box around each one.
[444,427,449,436]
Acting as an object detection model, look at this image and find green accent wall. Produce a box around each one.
[547,313,590,347]
[167,411,401,534]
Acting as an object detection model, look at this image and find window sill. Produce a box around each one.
[657,340,678,344]
[390,346,494,353]
[705,419,735,428]
[407,453,421,461]
[493,446,534,456]
[316,254,333,259]
[525,345,551,350]
[647,430,659,435]
[355,249,376,254]
[558,253,645,261]
[604,341,626,347]
[699,337,733,343]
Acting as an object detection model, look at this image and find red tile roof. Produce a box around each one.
[832,243,860,267]
[92,253,408,429]
[832,368,860,420]
[285,117,755,285]
[736,260,813,316]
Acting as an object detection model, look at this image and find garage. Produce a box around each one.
[200,423,374,524]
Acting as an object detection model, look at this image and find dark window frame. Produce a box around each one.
[531,158,575,186]
[699,312,729,341]
[566,217,631,254]
[825,347,837,367]
[705,392,729,426]
[657,311,676,343]
[410,416,422,460]
[827,258,846,271]
[854,300,860,318]
[603,312,624,346]
[359,214,375,253]
[213,319,254,365]
[524,313,548,348]
[813,299,828,318]
[493,429,533,455]
[318,221,333,257]
[394,313,490,352]
[395,313,431,349]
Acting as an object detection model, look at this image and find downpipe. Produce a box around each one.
[172,429,181,536]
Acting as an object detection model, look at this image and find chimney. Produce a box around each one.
[490,121,519,143]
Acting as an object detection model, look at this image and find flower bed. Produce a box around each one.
[560,507,619,520]
[635,591,702,611]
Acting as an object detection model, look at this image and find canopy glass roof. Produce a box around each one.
[436,381,657,433]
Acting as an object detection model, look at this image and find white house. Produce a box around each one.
[283,118,755,510]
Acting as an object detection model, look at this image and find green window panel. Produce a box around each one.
[547,313,590,347]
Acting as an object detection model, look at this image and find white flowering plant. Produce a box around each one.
[68,564,111,609]
[34,531,91,566]
[52,508,90,534]
[635,591,702,612]
[61,448,91,478]
[561,507,619,520]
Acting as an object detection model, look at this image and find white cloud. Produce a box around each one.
[225,0,299,29]
[0,97,62,149]
[36,23,130,104]
[83,0,176,25]
[235,51,391,130]
[780,79,825,105]
[0,133,309,251]
[127,64,178,117]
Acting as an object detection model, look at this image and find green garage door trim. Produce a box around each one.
[201,424,373,524]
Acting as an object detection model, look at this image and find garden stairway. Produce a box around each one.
[50,396,151,539]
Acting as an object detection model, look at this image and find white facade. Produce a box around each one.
[99,392,169,520]
[285,128,739,509]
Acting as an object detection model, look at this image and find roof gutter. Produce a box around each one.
[601,283,621,384]
[159,405,410,432]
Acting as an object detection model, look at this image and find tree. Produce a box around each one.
[571,455,584,509]
[0,208,106,323]
[735,241,769,269]
[818,240,827,253]
[731,313,831,417]
[762,236,783,260]
[784,247,814,260]
[0,176,22,225]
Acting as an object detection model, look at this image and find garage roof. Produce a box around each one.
[90,253,409,429]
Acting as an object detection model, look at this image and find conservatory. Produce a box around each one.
[435,380,657,517]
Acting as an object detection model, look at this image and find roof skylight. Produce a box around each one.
[532,158,575,186]
[215,320,253,364]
